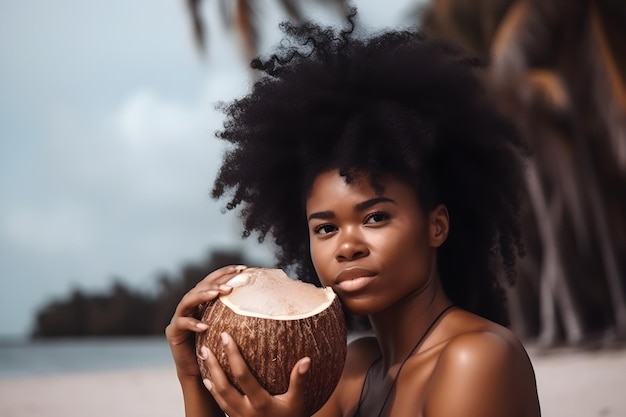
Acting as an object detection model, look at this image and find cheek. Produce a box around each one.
[377,226,431,271]
[309,239,332,285]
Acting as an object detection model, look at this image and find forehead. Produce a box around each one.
[305,169,419,211]
[306,169,375,198]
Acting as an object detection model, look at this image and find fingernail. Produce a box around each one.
[220,332,229,346]
[203,378,213,391]
[196,322,209,330]
[219,284,232,291]
[199,346,209,360]
[234,265,247,272]
[299,357,311,375]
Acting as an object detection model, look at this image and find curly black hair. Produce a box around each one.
[211,10,527,327]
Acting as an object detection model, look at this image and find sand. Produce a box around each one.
[530,347,626,417]
[1,348,625,417]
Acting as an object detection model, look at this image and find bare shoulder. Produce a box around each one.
[441,314,527,365]
[425,311,541,417]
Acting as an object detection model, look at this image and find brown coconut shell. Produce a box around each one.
[195,267,347,417]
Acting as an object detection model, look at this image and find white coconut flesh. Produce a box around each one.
[221,267,336,320]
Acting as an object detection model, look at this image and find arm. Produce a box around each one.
[179,376,224,417]
[165,264,246,417]
[425,331,540,417]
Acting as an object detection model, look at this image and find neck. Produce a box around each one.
[368,275,451,372]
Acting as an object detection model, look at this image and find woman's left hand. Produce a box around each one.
[198,332,311,417]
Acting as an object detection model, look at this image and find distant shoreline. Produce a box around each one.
[0,334,167,343]
[0,336,172,378]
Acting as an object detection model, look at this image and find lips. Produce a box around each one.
[334,268,377,293]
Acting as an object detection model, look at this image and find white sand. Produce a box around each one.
[531,348,626,417]
[0,367,183,417]
[1,348,625,417]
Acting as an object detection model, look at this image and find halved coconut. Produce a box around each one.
[196,267,347,416]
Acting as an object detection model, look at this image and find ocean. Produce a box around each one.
[0,331,373,379]
[0,336,174,378]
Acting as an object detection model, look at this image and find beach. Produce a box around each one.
[1,347,625,417]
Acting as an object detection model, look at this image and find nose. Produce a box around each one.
[335,227,369,262]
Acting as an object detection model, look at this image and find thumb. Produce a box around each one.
[285,357,311,406]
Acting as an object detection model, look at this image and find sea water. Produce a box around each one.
[0,336,173,378]
[0,332,371,379]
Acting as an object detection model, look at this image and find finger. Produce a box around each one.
[282,357,311,408]
[166,316,209,337]
[189,280,235,301]
[202,378,240,417]
[178,265,247,317]
[202,345,244,416]
[195,265,248,290]
[221,332,259,391]
[194,285,234,320]
[197,345,210,362]
[220,332,271,407]
[165,317,209,347]
[175,288,230,318]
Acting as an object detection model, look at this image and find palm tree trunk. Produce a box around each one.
[571,125,626,339]
[525,159,585,345]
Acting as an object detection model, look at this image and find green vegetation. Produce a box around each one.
[32,250,253,338]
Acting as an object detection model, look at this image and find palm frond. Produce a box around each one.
[277,0,304,22]
[234,0,258,62]
[183,0,345,62]
[417,0,516,58]
[186,0,206,53]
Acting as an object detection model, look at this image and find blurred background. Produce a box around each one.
[1,0,625,355]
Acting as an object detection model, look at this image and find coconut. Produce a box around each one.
[195,267,347,416]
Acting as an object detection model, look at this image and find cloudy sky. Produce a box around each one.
[0,0,418,337]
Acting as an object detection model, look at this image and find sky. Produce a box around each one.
[0,0,419,337]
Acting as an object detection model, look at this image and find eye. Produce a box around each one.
[364,211,390,224]
[313,224,337,235]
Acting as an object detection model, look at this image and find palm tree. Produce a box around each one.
[182,0,626,347]
[417,0,626,346]
[184,0,348,63]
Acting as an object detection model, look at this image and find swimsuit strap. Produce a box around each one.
[352,355,382,417]
[354,304,456,417]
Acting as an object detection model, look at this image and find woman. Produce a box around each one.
[166,10,541,417]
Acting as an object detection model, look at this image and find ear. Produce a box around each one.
[428,204,449,248]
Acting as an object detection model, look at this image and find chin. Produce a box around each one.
[340,298,383,316]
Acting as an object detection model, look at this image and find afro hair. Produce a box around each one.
[211,10,528,326]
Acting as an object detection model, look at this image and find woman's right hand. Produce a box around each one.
[200,332,311,417]
[165,265,247,379]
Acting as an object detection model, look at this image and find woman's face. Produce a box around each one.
[306,169,448,315]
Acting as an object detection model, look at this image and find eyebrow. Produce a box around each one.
[307,196,396,222]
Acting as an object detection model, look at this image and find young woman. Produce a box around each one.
[166,11,541,417]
